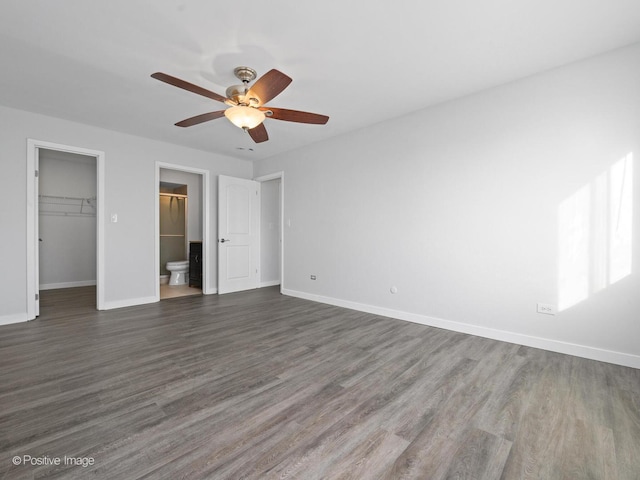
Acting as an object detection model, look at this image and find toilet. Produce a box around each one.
[166,260,189,286]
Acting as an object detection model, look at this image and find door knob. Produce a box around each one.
[219,238,230,243]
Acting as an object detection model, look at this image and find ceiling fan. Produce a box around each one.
[151,67,329,143]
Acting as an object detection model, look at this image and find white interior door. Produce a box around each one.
[218,175,260,294]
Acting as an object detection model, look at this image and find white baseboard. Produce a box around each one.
[0,313,29,326]
[260,280,281,288]
[40,280,97,290]
[102,295,158,310]
[281,288,640,369]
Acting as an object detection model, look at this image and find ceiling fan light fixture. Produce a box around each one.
[152,68,329,143]
[224,105,265,129]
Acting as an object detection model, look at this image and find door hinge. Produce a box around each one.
[35,170,39,178]
[35,293,39,300]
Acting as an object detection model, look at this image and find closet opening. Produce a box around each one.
[26,139,106,319]
[39,149,97,312]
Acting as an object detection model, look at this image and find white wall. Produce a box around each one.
[0,105,251,322]
[39,150,97,289]
[254,43,640,367]
[260,178,281,286]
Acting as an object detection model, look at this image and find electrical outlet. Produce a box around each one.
[310,275,316,280]
[536,303,556,315]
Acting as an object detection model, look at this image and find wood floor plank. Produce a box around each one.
[441,428,512,480]
[609,388,640,479]
[1,286,639,479]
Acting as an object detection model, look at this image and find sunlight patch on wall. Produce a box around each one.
[609,154,633,284]
[558,153,633,311]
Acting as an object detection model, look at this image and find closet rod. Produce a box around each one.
[159,192,187,198]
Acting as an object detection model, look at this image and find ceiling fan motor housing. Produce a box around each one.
[227,67,260,105]
[233,66,257,83]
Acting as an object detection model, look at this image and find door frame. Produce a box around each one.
[254,171,284,293]
[26,139,106,319]
[155,162,211,299]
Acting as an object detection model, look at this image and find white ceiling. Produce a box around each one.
[2,1,640,162]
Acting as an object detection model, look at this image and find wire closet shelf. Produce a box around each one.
[38,195,97,217]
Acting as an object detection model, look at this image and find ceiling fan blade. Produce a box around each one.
[262,107,329,125]
[175,111,226,127]
[248,123,269,143]
[151,72,229,104]
[246,69,292,105]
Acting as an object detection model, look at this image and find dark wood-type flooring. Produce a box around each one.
[1,286,639,479]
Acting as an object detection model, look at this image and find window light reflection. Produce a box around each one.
[558,153,633,311]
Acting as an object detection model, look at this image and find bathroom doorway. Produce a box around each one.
[159,179,197,299]
[156,163,210,301]
[26,139,105,319]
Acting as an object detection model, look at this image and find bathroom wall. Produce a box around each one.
[159,191,187,276]
[159,169,202,243]
[39,149,97,289]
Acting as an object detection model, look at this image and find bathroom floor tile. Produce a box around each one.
[160,284,202,300]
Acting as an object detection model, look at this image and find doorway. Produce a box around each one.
[26,139,105,319]
[155,163,210,301]
[259,177,282,288]
[39,149,97,310]
[255,172,284,292]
